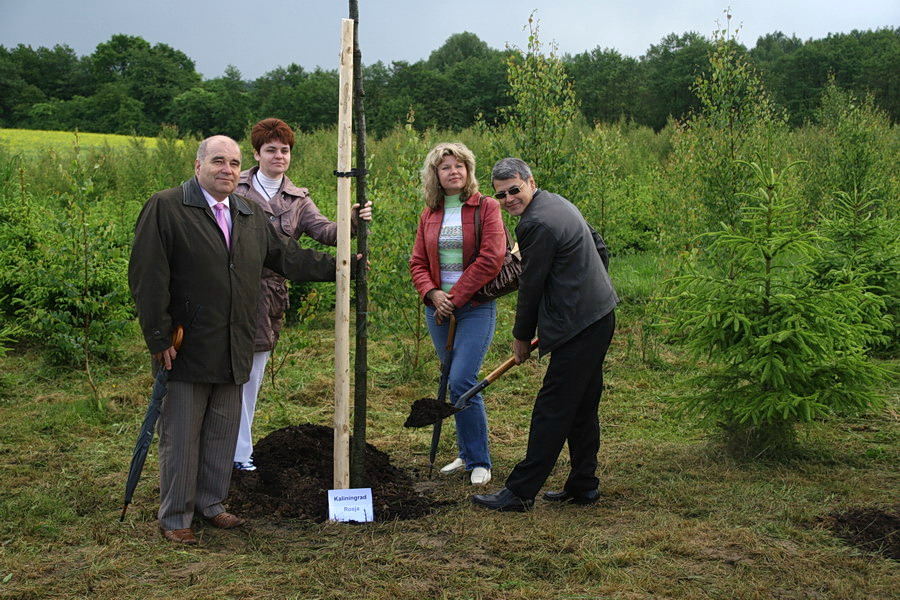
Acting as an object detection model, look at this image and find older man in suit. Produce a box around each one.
[129,135,346,544]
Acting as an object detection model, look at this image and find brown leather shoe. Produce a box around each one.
[206,512,245,529]
[161,528,198,545]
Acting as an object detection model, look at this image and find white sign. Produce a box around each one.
[327,487,374,522]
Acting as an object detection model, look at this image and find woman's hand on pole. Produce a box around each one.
[353,201,373,222]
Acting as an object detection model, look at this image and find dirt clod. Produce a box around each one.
[403,397,459,428]
[227,424,437,522]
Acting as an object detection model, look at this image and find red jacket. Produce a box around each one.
[410,193,506,307]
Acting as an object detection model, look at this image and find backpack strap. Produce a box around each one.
[468,195,517,269]
[473,194,484,255]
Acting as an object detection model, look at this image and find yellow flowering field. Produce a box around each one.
[0,128,163,157]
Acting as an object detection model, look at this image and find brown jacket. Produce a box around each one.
[236,166,359,351]
[128,177,343,383]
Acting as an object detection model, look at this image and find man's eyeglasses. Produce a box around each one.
[494,185,523,200]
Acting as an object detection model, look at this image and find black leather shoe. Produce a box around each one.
[542,489,600,505]
[472,488,534,512]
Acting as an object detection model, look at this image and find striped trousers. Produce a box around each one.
[157,381,241,530]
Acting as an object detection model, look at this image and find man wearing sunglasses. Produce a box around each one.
[473,157,618,512]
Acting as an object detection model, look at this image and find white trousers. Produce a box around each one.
[233,350,271,463]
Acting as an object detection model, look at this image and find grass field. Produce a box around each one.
[0,123,897,598]
[0,261,897,599]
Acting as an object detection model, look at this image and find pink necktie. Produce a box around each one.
[213,203,231,250]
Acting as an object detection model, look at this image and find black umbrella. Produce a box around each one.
[119,326,183,521]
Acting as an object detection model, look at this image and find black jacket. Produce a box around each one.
[513,189,618,355]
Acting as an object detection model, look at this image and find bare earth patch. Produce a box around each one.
[227,424,445,522]
[818,504,900,560]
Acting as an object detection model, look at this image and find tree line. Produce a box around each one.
[1,27,898,139]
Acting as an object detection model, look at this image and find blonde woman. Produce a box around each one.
[409,142,506,485]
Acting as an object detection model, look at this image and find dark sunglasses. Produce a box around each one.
[494,185,523,200]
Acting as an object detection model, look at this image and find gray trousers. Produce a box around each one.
[157,380,241,530]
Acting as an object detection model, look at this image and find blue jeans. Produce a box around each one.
[426,301,496,470]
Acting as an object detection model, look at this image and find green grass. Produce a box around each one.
[0,304,897,600]
[0,124,897,597]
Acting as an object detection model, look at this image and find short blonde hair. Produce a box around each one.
[421,142,479,210]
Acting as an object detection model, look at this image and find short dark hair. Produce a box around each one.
[250,118,295,153]
[491,158,532,183]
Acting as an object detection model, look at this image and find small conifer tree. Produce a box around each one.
[811,187,899,355]
[666,160,891,457]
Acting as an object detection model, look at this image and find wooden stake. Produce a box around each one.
[334,17,354,490]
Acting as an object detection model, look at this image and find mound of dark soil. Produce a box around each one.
[227,424,438,523]
[820,505,900,560]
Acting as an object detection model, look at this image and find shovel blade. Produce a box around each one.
[404,397,461,428]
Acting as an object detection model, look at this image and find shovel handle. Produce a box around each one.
[445,315,456,352]
[482,356,517,385]
[455,338,538,408]
[483,338,538,383]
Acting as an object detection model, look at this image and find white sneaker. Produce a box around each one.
[440,458,465,474]
[470,467,491,485]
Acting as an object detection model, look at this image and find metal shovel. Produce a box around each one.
[405,338,539,429]
[426,315,456,476]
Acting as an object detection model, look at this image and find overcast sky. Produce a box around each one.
[1,0,897,80]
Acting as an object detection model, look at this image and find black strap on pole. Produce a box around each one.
[334,168,368,178]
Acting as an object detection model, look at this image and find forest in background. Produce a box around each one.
[1,26,898,139]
